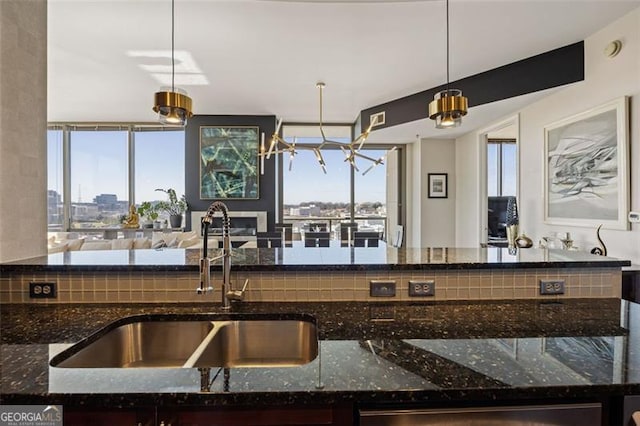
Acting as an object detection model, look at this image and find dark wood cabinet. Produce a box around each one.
[63,408,154,426]
[63,404,352,426]
[158,405,352,426]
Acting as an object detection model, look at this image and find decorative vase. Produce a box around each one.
[505,197,519,248]
[169,214,183,229]
[515,233,533,248]
[506,224,519,248]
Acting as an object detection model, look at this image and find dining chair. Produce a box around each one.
[353,231,380,248]
[256,231,282,248]
[275,223,293,247]
[340,222,358,247]
[304,231,330,247]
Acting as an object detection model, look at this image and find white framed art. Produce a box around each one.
[544,97,629,230]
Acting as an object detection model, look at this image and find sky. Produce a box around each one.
[47,130,387,205]
[281,145,388,205]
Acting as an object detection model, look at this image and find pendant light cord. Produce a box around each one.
[445,0,450,93]
[171,0,175,92]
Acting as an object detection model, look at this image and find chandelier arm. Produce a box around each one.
[357,135,369,151]
[266,118,283,159]
[321,140,349,148]
[339,146,357,170]
[288,150,296,171]
[313,148,327,174]
[362,163,377,176]
[317,83,328,142]
[352,151,380,163]
[266,136,278,159]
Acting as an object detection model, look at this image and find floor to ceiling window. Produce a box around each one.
[487,138,517,243]
[487,139,516,197]
[280,124,396,240]
[47,125,185,231]
[134,129,185,223]
[70,129,129,229]
[281,125,352,238]
[354,149,388,235]
[47,128,64,230]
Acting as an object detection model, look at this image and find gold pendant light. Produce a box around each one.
[428,0,467,129]
[152,0,193,126]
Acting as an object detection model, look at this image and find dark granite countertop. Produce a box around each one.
[0,247,630,272]
[1,299,639,407]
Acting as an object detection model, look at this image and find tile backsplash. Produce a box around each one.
[0,268,622,304]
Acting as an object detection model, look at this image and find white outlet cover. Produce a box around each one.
[629,211,640,222]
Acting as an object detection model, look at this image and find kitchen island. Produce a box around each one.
[0,247,630,304]
[1,246,636,424]
[1,299,639,425]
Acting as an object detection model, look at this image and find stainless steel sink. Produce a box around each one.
[50,315,318,369]
[51,320,215,368]
[186,320,318,368]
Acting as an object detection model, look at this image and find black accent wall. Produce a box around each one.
[361,41,585,132]
[184,115,277,231]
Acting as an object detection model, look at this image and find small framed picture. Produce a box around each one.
[428,173,448,198]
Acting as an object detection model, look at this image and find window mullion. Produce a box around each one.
[62,126,71,231]
[129,127,135,206]
[497,143,503,196]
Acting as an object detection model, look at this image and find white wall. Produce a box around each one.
[405,136,456,247]
[421,138,456,247]
[0,0,47,262]
[455,7,640,263]
[405,137,421,247]
[456,130,482,247]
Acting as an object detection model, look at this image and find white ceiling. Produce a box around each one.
[48,0,640,142]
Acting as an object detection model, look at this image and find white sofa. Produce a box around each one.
[47,231,218,254]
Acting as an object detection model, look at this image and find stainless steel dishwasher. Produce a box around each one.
[359,403,602,425]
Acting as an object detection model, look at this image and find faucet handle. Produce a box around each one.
[196,286,214,295]
[226,279,249,302]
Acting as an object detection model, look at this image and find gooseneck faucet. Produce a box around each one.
[198,201,233,308]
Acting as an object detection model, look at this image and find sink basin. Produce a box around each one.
[50,315,318,369]
[187,320,318,368]
[51,320,215,368]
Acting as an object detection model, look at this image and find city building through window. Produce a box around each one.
[47,125,185,231]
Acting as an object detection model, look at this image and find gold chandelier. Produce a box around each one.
[261,82,395,175]
[428,0,468,128]
[152,0,193,126]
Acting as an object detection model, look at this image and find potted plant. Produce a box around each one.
[137,202,159,228]
[155,188,188,229]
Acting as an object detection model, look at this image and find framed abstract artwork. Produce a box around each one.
[544,97,629,230]
[428,173,448,198]
[199,126,259,199]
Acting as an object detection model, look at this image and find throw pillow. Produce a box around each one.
[80,241,111,251]
[111,238,134,250]
[133,238,152,249]
[66,239,85,251]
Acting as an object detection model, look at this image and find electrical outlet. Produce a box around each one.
[408,280,435,297]
[370,280,396,297]
[539,279,565,295]
[29,282,57,299]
